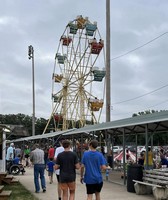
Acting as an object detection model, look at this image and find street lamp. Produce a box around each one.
[28,45,35,136]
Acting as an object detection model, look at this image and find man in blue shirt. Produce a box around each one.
[80,140,110,200]
[13,154,21,165]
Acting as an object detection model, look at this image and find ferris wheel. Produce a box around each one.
[45,15,106,132]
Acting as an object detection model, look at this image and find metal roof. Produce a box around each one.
[10,128,76,143]
[64,111,168,136]
[9,111,168,142]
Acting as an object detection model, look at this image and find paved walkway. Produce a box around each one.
[17,168,154,200]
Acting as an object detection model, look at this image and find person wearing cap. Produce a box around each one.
[6,143,15,171]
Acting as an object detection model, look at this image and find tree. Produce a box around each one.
[35,118,48,135]
[0,114,48,136]
[132,109,168,117]
[132,110,168,145]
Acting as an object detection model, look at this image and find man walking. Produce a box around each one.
[30,143,46,193]
[55,140,80,200]
[54,140,64,200]
[6,143,14,171]
[80,140,110,200]
[48,145,55,159]
[24,145,31,167]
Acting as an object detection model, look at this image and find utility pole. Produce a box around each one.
[106,0,111,122]
[28,45,35,136]
[105,0,112,157]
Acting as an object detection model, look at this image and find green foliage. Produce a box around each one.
[114,132,168,146]
[132,109,168,117]
[35,117,49,134]
[153,132,168,145]
[131,110,168,145]
[0,113,48,135]
[0,113,96,135]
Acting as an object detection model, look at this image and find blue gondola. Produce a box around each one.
[56,53,67,64]
[85,22,97,36]
[92,68,106,81]
[68,22,78,34]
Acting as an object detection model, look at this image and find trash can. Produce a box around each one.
[127,164,143,193]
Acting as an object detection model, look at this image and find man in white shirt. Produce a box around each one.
[6,143,14,160]
[54,141,64,200]
[6,143,14,171]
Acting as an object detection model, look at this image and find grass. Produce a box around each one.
[4,182,39,200]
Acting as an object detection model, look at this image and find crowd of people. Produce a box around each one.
[6,140,168,200]
[5,140,110,200]
[137,146,168,169]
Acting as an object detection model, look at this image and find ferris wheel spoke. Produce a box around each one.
[65,30,84,81]
[69,46,90,81]
[69,93,80,120]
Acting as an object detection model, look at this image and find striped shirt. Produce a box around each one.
[30,148,45,164]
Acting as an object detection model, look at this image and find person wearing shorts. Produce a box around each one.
[80,140,110,200]
[55,140,80,200]
[54,141,64,200]
[46,158,55,184]
[86,182,103,197]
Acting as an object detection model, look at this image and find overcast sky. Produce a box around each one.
[1,0,168,123]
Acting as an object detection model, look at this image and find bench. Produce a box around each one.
[0,190,12,200]
[0,173,7,185]
[133,169,168,200]
[0,185,12,200]
[0,173,18,185]
[0,186,4,193]
[2,175,13,185]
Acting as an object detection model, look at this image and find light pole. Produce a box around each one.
[28,45,35,136]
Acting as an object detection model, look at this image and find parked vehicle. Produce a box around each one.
[128,146,136,153]
[113,146,123,153]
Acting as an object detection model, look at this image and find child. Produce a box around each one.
[47,158,55,184]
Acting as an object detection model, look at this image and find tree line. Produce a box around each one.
[0,113,48,136]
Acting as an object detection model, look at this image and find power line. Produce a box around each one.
[112,83,168,105]
[112,99,168,118]
[111,32,168,61]
[145,99,168,110]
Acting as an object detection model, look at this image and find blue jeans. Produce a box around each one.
[34,164,46,192]
[144,165,153,170]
